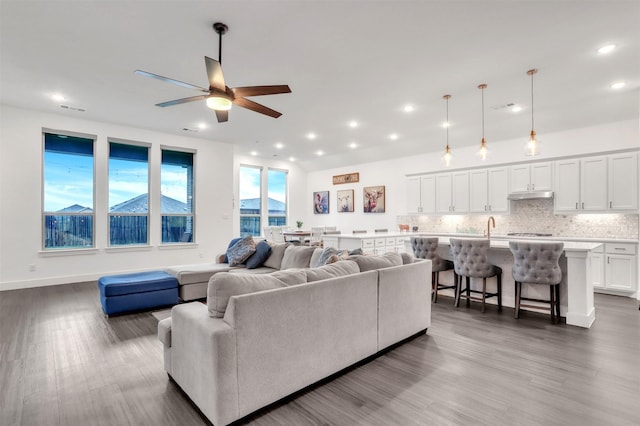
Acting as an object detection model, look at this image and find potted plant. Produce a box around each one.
[296,220,303,230]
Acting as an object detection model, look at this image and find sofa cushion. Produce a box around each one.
[280,245,317,270]
[348,253,403,272]
[166,263,237,285]
[207,272,288,318]
[245,241,272,269]
[226,236,256,266]
[222,237,243,263]
[270,269,308,286]
[157,317,172,347]
[305,260,360,282]
[263,242,289,270]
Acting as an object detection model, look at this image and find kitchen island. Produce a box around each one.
[323,232,601,328]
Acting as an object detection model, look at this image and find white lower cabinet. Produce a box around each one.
[593,243,637,294]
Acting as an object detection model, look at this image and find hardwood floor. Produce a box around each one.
[1,282,638,426]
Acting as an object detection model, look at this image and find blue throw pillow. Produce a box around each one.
[226,236,257,266]
[245,241,273,269]
[223,237,243,263]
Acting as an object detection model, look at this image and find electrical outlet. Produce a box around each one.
[28,264,36,272]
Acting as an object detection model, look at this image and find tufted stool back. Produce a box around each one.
[509,241,563,285]
[449,238,497,278]
[411,237,453,272]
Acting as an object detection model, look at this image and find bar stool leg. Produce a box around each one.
[497,274,502,311]
[466,277,471,307]
[514,281,522,319]
[481,278,487,313]
[555,285,561,320]
[454,273,461,307]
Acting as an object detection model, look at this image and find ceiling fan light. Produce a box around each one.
[206,95,232,111]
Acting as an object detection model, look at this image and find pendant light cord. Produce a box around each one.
[530,71,534,130]
[481,86,485,139]
[446,96,449,146]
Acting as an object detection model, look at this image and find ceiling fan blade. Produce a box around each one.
[232,85,291,98]
[205,56,226,92]
[233,97,282,118]
[156,95,208,108]
[134,70,209,92]
[215,109,229,123]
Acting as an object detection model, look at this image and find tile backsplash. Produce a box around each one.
[397,199,639,240]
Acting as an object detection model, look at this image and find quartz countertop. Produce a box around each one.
[419,232,638,245]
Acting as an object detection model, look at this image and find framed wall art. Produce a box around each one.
[313,191,329,214]
[363,186,385,213]
[336,189,354,213]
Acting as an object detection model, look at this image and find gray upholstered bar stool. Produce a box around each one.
[449,238,502,312]
[411,237,455,303]
[509,241,564,323]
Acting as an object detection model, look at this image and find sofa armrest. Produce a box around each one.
[170,302,239,426]
[157,317,172,347]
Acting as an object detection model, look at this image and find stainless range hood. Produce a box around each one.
[507,191,554,201]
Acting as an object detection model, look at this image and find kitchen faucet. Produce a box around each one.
[487,216,495,240]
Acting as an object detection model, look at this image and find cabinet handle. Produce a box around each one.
[527,184,530,191]
[609,201,612,209]
[614,248,625,251]
[576,202,578,210]
[484,205,487,211]
[532,184,535,190]
[489,205,492,211]
[582,202,585,209]
[607,256,610,264]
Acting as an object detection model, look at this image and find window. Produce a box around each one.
[108,142,149,246]
[239,165,262,237]
[161,149,194,243]
[43,132,95,249]
[267,169,287,226]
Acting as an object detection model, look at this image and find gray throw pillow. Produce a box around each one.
[305,260,360,282]
[280,245,317,270]
[226,236,257,266]
[207,272,287,318]
[400,252,415,264]
[263,242,289,270]
[348,252,403,272]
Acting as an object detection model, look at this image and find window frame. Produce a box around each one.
[41,129,97,251]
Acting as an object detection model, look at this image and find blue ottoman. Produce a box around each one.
[98,271,178,316]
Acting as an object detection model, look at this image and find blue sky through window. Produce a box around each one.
[44,151,94,211]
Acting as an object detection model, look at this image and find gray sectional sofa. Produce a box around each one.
[158,251,432,425]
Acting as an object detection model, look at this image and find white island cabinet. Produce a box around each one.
[322,232,415,255]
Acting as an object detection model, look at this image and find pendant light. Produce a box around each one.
[526,68,539,156]
[441,94,453,167]
[477,83,488,160]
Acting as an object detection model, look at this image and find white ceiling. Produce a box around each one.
[1,1,638,171]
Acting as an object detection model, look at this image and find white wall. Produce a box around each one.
[306,119,640,233]
[0,105,234,290]
[233,154,308,232]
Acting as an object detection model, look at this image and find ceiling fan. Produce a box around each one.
[135,22,291,123]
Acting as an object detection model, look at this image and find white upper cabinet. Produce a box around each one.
[510,162,552,192]
[435,171,469,214]
[554,159,581,211]
[469,169,488,213]
[554,153,636,213]
[580,156,607,211]
[608,153,638,210]
[469,167,509,213]
[435,173,453,213]
[488,167,510,212]
[406,175,436,214]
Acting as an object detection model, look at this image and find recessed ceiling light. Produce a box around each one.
[441,121,450,128]
[197,122,207,129]
[597,44,616,54]
[349,142,358,149]
[52,93,65,102]
[348,120,358,128]
[511,105,523,113]
[610,81,626,90]
[289,156,296,162]
[316,150,324,156]
[389,133,398,140]
[250,151,258,156]
[306,132,317,140]
[403,104,414,113]
[275,142,284,149]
